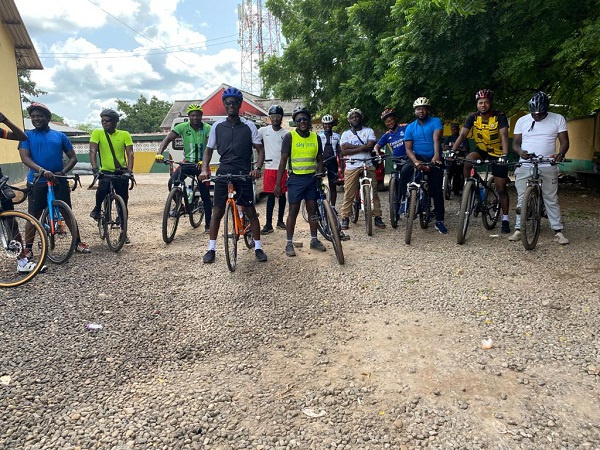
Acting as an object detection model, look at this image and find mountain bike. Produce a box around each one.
[442,150,464,200]
[161,160,205,243]
[0,176,48,288]
[89,172,135,252]
[404,162,435,245]
[33,173,81,264]
[456,159,502,245]
[301,183,329,223]
[388,156,408,228]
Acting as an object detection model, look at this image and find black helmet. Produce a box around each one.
[268,105,284,116]
[475,89,494,101]
[100,108,120,122]
[528,91,549,114]
[292,106,311,121]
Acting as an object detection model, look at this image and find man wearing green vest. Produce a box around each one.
[274,106,325,257]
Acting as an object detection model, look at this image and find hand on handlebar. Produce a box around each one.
[520,151,532,160]
[154,154,164,163]
[250,169,261,179]
[199,170,210,181]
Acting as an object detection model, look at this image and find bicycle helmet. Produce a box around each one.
[292,106,311,121]
[321,114,334,124]
[475,89,494,101]
[346,108,362,119]
[412,97,430,108]
[268,105,284,116]
[27,102,51,119]
[221,86,243,101]
[380,108,396,121]
[186,103,203,114]
[100,108,120,122]
[528,91,550,114]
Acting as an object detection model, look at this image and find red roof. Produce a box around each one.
[200,87,264,116]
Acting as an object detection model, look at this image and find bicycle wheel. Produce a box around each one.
[189,185,204,228]
[482,180,500,230]
[363,184,373,236]
[315,200,329,240]
[243,214,254,249]
[388,176,398,228]
[521,186,541,250]
[419,190,432,229]
[351,191,360,223]
[457,180,476,245]
[223,202,238,272]
[162,188,182,244]
[323,200,344,265]
[105,194,127,252]
[40,200,78,264]
[97,200,106,240]
[404,189,417,245]
[0,211,48,288]
[443,171,452,200]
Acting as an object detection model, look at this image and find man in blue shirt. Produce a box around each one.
[399,97,447,234]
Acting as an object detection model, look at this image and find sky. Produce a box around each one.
[15,0,247,127]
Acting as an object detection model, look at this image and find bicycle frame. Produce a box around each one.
[226,182,249,239]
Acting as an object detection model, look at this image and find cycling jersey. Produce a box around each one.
[318,130,341,159]
[376,125,407,157]
[90,129,132,172]
[463,111,508,157]
[173,121,211,164]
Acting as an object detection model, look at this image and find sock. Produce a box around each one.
[311,235,317,240]
[265,194,275,226]
[254,239,262,250]
[278,195,286,223]
[502,215,509,221]
[208,240,216,251]
[287,238,293,244]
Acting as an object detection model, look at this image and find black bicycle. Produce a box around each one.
[388,156,408,229]
[404,162,434,245]
[442,150,465,200]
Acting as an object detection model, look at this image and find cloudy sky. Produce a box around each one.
[15,0,247,127]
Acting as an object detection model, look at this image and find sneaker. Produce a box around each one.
[508,230,521,241]
[554,231,569,245]
[341,217,349,230]
[76,242,91,253]
[285,242,296,257]
[339,231,350,241]
[501,220,511,234]
[203,250,216,263]
[261,224,274,234]
[17,260,37,273]
[276,221,286,230]
[374,216,386,229]
[255,249,268,262]
[310,238,326,252]
[90,207,101,220]
[435,221,448,234]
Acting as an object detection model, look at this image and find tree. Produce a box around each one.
[74,123,95,134]
[18,69,47,103]
[115,95,172,133]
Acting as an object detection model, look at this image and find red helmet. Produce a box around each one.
[475,89,494,101]
[27,102,51,119]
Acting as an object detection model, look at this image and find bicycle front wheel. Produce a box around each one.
[323,200,344,265]
[482,180,500,230]
[351,191,360,224]
[405,189,417,245]
[419,190,432,229]
[223,201,238,272]
[457,180,476,245]
[0,211,48,288]
[162,188,182,243]
[443,171,452,200]
[105,194,127,252]
[389,176,398,228]
[40,200,78,264]
[363,184,372,236]
[521,186,541,250]
[189,185,204,228]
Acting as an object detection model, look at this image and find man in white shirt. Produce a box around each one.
[509,91,570,244]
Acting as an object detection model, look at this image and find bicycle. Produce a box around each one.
[456,159,502,245]
[404,162,435,245]
[161,160,205,243]
[442,150,465,200]
[301,182,329,223]
[89,172,135,252]
[388,156,408,229]
[0,176,48,287]
[33,172,81,264]
[344,154,386,236]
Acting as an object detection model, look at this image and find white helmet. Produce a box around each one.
[321,114,334,124]
[413,97,431,108]
[347,108,362,120]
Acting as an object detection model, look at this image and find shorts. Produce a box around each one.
[324,158,339,184]
[263,169,287,194]
[27,179,72,216]
[212,170,255,208]
[286,173,318,204]
[474,150,509,178]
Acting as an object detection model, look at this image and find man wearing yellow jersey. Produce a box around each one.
[274,107,325,257]
[452,89,511,233]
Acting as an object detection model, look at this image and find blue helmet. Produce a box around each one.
[222,87,243,101]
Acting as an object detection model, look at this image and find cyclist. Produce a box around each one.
[317,114,341,206]
[399,97,447,234]
[374,108,407,204]
[89,109,135,243]
[451,89,511,233]
[442,123,470,196]
[339,108,385,230]
[258,104,288,234]
[18,102,91,254]
[273,106,325,257]
[509,91,570,245]
[199,86,267,264]
[155,103,212,233]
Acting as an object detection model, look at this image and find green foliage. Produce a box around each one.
[115,95,172,133]
[18,69,47,103]
[74,123,95,134]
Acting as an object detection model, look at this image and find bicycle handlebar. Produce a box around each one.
[31,173,82,192]
[342,154,387,164]
[88,171,136,190]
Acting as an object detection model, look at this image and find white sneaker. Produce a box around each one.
[17,261,37,273]
[508,230,521,241]
[554,232,569,245]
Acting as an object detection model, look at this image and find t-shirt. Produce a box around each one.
[340,127,377,170]
[207,117,261,174]
[403,116,443,158]
[20,128,73,184]
[376,125,407,157]
[258,125,287,169]
[514,112,567,160]
[90,129,133,172]
[173,121,211,164]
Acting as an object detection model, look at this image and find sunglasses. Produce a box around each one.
[223,100,241,106]
[295,117,309,123]
[101,118,114,123]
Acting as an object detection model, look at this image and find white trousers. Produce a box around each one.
[514,165,563,231]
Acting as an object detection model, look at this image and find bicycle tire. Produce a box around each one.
[457,180,475,245]
[405,189,417,245]
[443,171,452,200]
[363,184,373,236]
[301,200,309,223]
[323,200,344,265]
[98,198,107,240]
[389,176,398,228]
[419,190,432,229]
[223,201,238,272]
[105,194,127,252]
[521,186,541,250]
[482,180,500,230]
[315,200,329,240]
[40,200,78,264]
[351,191,360,224]
[243,214,254,249]
[189,185,204,228]
[162,188,182,244]
[0,210,48,288]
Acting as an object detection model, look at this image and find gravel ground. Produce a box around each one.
[1,173,599,449]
